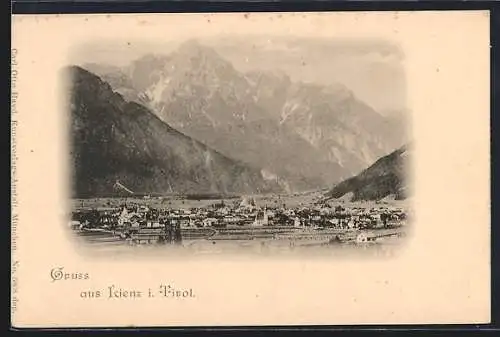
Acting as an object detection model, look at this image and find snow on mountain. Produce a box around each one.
[83,40,408,192]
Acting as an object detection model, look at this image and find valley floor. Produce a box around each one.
[68,193,411,257]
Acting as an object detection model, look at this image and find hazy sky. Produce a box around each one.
[72,35,407,114]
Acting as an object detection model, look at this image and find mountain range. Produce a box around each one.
[68,66,283,198]
[82,40,408,192]
[326,144,411,202]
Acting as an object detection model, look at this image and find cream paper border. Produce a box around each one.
[11,11,490,327]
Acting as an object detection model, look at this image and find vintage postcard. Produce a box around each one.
[11,11,490,327]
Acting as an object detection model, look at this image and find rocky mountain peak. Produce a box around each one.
[80,41,408,192]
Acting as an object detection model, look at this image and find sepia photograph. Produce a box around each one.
[11,12,490,327]
[66,36,412,255]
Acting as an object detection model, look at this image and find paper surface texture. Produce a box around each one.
[11,11,490,327]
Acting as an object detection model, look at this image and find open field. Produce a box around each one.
[73,231,407,259]
[71,192,410,212]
